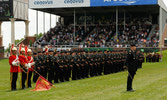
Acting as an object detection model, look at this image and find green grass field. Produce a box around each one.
[0,51,167,100]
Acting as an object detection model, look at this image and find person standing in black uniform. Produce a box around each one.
[33,52,38,83]
[47,50,55,83]
[59,51,65,82]
[41,51,47,79]
[53,52,60,83]
[71,52,77,80]
[126,43,138,92]
[63,51,70,81]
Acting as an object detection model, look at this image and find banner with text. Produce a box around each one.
[29,0,90,8]
[90,0,157,7]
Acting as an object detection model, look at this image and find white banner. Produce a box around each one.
[29,0,90,8]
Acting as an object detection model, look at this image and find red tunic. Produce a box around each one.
[9,55,20,73]
[27,56,34,71]
[19,55,28,72]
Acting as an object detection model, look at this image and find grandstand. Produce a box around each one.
[29,0,167,48]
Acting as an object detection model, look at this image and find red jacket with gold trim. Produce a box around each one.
[27,56,34,71]
[19,55,28,72]
[9,55,20,73]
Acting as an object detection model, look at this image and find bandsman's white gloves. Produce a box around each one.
[12,61,20,66]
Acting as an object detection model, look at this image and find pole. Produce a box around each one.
[124,10,126,30]
[85,11,87,32]
[36,11,38,36]
[50,14,51,29]
[24,20,30,37]
[159,7,163,62]
[0,21,2,36]
[0,21,2,46]
[74,9,76,44]
[9,18,16,44]
[56,15,57,26]
[32,68,55,87]
[43,12,45,33]
[116,8,118,41]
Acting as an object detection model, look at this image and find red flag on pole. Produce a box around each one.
[31,76,54,91]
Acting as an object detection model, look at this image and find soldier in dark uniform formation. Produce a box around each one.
[47,50,55,83]
[37,51,43,77]
[155,53,160,62]
[103,50,108,75]
[76,51,82,79]
[89,51,95,77]
[152,52,156,62]
[41,51,47,79]
[63,51,70,81]
[33,52,38,83]
[53,51,60,83]
[112,51,117,73]
[126,43,138,92]
[58,51,65,82]
[80,50,86,78]
[148,53,152,62]
[93,51,98,76]
[32,47,143,85]
[85,51,90,78]
[97,51,103,75]
[71,51,77,80]
[68,51,73,79]
[137,51,144,69]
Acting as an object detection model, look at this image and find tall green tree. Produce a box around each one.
[15,38,24,45]
[34,33,43,40]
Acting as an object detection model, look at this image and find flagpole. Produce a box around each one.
[19,65,27,73]
[32,68,42,77]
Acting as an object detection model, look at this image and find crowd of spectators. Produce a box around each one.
[34,25,93,47]
[84,25,115,47]
[83,18,157,47]
[34,18,160,48]
[117,18,153,47]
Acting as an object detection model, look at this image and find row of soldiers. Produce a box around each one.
[146,52,161,62]
[32,49,144,84]
[9,45,144,91]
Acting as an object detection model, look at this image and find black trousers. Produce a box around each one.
[21,71,27,89]
[27,71,32,88]
[59,68,64,82]
[41,70,47,79]
[11,72,18,90]
[64,67,69,81]
[77,67,81,79]
[72,67,77,80]
[33,72,38,83]
[33,69,40,83]
[54,68,59,83]
[90,66,94,77]
[48,68,54,83]
[127,71,135,90]
[84,65,89,78]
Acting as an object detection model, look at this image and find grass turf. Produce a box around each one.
[0,50,167,100]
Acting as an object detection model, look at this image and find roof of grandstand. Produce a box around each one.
[29,0,167,16]
[29,0,167,48]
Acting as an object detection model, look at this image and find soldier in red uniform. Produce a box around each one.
[27,49,35,88]
[9,47,20,91]
[19,48,29,89]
